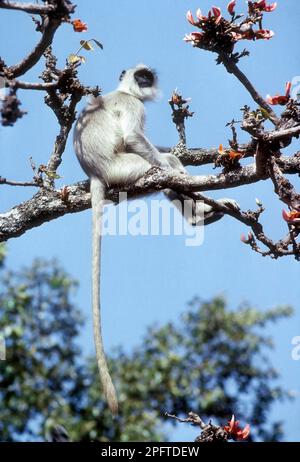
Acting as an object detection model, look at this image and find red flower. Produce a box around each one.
[266,82,292,105]
[229,150,244,160]
[196,8,207,21]
[282,210,300,224]
[231,28,274,42]
[227,0,236,15]
[249,1,277,12]
[185,8,211,26]
[211,6,222,24]
[254,29,274,39]
[72,19,88,33]
[186,10,198,26]
[183,32,204,44]
[218,144,244,160]
[224,415,251,441]
[231,31,244,41]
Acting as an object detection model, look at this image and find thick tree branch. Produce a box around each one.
[0,165,267,242]
[0,0,55,15]
[0,181,90,241]
[7,17,60,78]
[3,1,75,79]
[0,154,299,258]
[267,158,300,210]
[264,125,300,142]
[175,142,256,166]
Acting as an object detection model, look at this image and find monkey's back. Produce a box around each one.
[73,93,123,184]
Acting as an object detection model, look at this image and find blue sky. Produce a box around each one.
[1,0,300,441]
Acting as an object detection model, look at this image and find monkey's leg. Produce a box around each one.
[160,153,239,225]
[163,189,224,226]
[159,153,222,225]
[106,153,151,186]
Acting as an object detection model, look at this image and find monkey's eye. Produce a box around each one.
[134,68,156,88]
[119,70,126,81]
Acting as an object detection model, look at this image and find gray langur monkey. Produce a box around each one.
[73,64,238,415]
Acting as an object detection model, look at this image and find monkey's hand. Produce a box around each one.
[218,198,240,210]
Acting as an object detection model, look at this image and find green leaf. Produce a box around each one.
[259,107,272,120]
[45,171,61,179]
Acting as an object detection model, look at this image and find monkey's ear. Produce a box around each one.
[119,70,126,81]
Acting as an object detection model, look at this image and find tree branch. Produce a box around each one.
[3,1,75,79]
[0,165,265,242]
[264,125,300,142]
[8,79,58,91]
[0,0,55,15]
[218,51,279,126]
[0,176,38,187]
[7,17,60,78]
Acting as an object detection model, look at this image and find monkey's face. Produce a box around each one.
[133,68,156,88]
[118,64,158,101]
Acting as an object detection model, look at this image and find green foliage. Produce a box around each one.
[0,256,293,442]
[0,259,84,441]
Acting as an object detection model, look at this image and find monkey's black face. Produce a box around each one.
[134,68,156,88]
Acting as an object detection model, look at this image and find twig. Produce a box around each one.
[165,412,206,429]
[165,412,228,442]
[8,80,58,91]
[0,176,38,187]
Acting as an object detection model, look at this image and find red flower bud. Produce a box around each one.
[183,32,204,44]
[212,6,222,24]
[227,0,236,15]
[224,415,251,441]
[186,10,197,26]
[266,81,292,105]
[254,29,274,40]
[282,210,300,224]
[249,1,277,12]
[72,19,88,33]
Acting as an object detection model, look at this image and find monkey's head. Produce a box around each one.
[117,64,159,101]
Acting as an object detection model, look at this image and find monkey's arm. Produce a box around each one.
[120,101,170,168]
[125,132,170,168]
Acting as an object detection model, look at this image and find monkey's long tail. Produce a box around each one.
[91,177,119,415]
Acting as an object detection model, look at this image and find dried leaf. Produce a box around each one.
[80,40,94,51]
[68,54,86,64]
